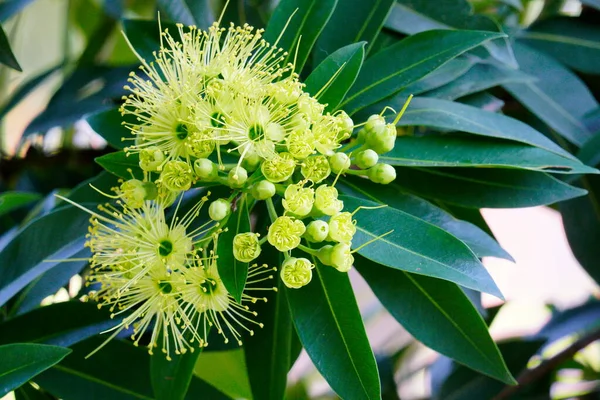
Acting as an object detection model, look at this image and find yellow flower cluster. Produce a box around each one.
[73,18,406,358]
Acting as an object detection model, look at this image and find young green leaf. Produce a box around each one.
[95,151,144,180]
[194,349,252,400]
[394,167,588,208]
[151,348,201,400]
[263,0,337,73]
[355,256,514,384]
[0,192,40,218]
[339,29,505,114]
[304,42,366,112]
[156,0,213,29]
[380,135,598,174]
[286,259,381,399]
[340,195,502,298]
[86,108,134,150]
[0,343,71,396]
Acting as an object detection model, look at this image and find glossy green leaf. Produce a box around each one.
[0,24,21,71]
[0,343,71,396]
[560,133,600,285]
[68,172,119,204]
[0,206,89,307]
[403,57,475,96]
[244,248,294,400]
[157,0,213,29]
[314,0,393,62]
[0,302,116,347]
[340,30,505,115]
[424,62,533,100]
[151,348,200,400]
[95,151,144,180]
[382,96,576,160]
[437,340,546,400]
[337,177,511,260]
[86,108,134,150]
[286,259,380,399]
[458,92,505,112]
[194,349,252,400]
[380,135,598,174]
[216,194,251,303]
[0,192,40,218]
[384,1,517,68]
[122,20,180,63]
[393,167,587,208]
[340,195,501,297]
[304,42,365,112]
[35,338,229,400]
[520,17,600,75]
[263,0,337,72]
[355,256,514,384]
[504,42,597,146]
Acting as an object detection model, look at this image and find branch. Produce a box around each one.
[493,327,600,400]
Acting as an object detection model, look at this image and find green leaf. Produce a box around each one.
[437,340,546,400]
[194,349,252,400]
[355,256,514,384]
[458,92,505,112]
[216,195,251,303]
[304,42,366,112]
[314,0,394,61]
[95,151,144,180]
[377,96,576,160]
[157,0,213,29]
[122,20,180,64]
[0,302,116,347]
[380,135,598,174]
[339,30,505,115]
[393,167,588,208]
[0,206,89,307]
[263,0,337,73]
[519,17,600,75]
[0,343,71,396]
[151,348,200,400]
[86,108,134,150]
[504,42,597,146]
[286,259,381,399]
[340,195,502,297]
[0,192,40,218]
[35,338,229,400]
[244,249,294,400]
[0,24,21,71]
[338,176,511,260]
[560,134,600,285]
[424,62,533,100]
[403,57,475,96]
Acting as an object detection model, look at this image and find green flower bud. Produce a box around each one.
[142,181,158,200]
[356,128,368,144]
[365,114,386,135]
[261,152,296,183]
[314,185,343,216]
[280,257,313,289]
[316,245,334,266]
[268,216,306,252]
[160,160,193,191]
[328,212,356,243]
[233,232,262,262]
[330,243,354,272]
[354,149,379,169]
[336,111,354,134]
[367,163,396,184]
[282,184,315,217]
[251,180,276,200]
[139,147,165,171]
[208,199,231,221]
[241,151,261,172]
[193,158,218,181]
[301,155,331,183]
[304,220,329,243]
[119,179,146,208]
[228,166,248,188]
[329,152,351,174]
[366,124,396,154]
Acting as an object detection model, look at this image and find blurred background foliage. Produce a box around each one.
[1,0,600,399]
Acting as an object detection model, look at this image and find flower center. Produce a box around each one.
[199,279,215,294]
[175,123,189,140]
[248,124,265,141]
[158,239,173,256]
[210,112,225,128]
[158,281,173,294]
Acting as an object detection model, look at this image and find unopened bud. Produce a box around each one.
[227,167,248,188]
[367,163,396,184]
[251,180,276,200]
[193,158,218,181]
[208,199,231,221]
[354,149,379,169]
[329,152,351,174]
[304,220,329,243]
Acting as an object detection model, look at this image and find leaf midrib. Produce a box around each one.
[521,31,600,50]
